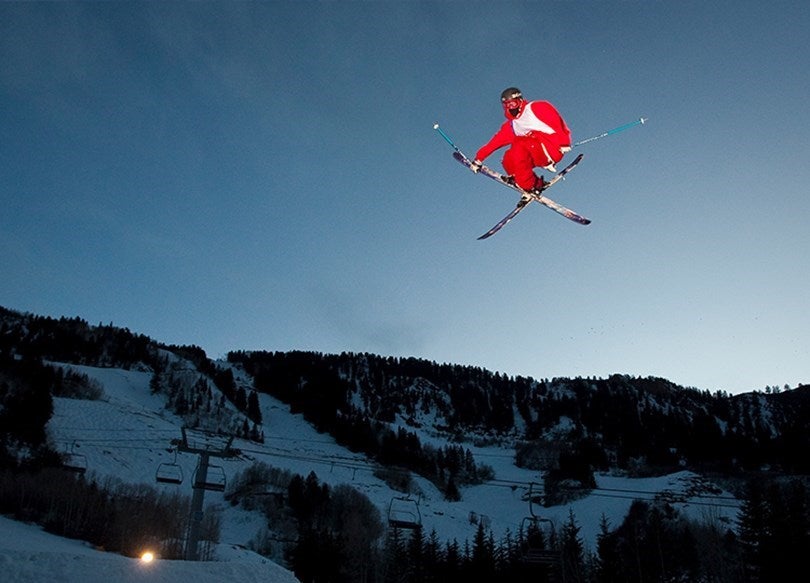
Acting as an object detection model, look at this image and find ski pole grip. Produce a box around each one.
[433,123,460,152]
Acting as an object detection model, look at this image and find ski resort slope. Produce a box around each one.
[2,361,742,580]
[0,515,299,583]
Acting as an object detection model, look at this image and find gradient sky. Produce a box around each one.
[2,1,809,395]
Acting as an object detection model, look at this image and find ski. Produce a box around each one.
[452,151,589,239]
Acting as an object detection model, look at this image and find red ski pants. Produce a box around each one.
[502,136,563,191]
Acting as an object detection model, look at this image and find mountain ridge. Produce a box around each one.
[2,305,808,581]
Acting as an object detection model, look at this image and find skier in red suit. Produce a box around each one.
[471,87,572,193]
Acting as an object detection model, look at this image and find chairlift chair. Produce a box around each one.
[156,462,184,485]
[192,463,226,492]
[155,449,184,485]
[387,496,422,530]
[63,453,87,474]
[520,516,559,566]
[62,442,87,474]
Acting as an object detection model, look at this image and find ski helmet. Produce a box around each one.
[500,87,523,102]
[500,87,525,119]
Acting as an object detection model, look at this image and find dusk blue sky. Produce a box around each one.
[2,1,808,394]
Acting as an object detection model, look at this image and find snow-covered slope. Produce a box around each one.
[3,361,741,581]
[0,515,299,583]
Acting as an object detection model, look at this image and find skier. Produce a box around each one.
[471,87,572,194]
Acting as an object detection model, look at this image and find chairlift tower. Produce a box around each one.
[176,428,236,561]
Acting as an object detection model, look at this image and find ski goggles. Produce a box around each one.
[502,98,522,110]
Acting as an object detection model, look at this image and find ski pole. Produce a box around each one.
[433,123,461,153]
[573,117,647,147]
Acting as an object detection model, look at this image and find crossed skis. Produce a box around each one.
[434,119,646,239]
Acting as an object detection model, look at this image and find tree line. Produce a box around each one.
[227,461,808,583]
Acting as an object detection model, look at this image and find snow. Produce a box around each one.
[0,515,299,583]
[2,362,742,581]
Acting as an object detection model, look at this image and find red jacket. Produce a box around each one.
[476,100,571,164]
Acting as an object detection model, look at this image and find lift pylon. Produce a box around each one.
[175,428,236,561]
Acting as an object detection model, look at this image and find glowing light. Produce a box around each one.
[141,551,155,563]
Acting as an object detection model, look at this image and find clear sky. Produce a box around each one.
[2,1,809,395]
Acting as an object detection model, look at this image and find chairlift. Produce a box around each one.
[192,463,226,492]
[387,496,422,530]
[519,483,559,567]
[156,450,184,485]
[62,443,87,474]
[63,453,87,474]
[520,516,559,567]
[526,481,545,516]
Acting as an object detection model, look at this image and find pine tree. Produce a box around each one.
[560,508,586,582]
[784,480,809,571]
[149,370,163,394]
[234,386,247,412]
[422,529,443,583]
[247,390,262,423]
[495,528,520,580]
[442,539,461,581]
[444,475,460,501]
[470,522,496,579]
[738,479,767,581]
[381,527,408,583]
[760,479,807,581]
[595,513,622,583]
[406,525,426,582]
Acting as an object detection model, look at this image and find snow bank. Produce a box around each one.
[0,516,300,583]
